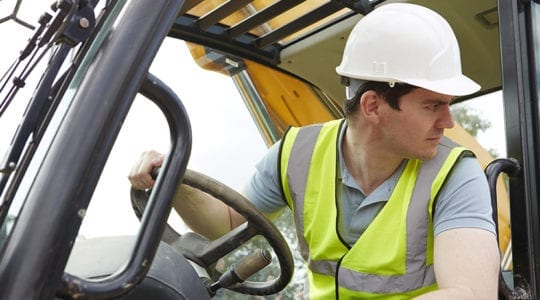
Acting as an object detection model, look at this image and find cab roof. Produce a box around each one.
[169,0,500,102]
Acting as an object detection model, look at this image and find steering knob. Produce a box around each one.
[208,249,272,294]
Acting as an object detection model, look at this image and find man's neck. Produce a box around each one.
[342,126,403,195]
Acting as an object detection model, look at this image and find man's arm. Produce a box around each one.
[172,184,246,240]
[177,141,287,238]
[415,228,500,299]
[128,150,245,240]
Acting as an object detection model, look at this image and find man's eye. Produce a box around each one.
[426,104,439,111]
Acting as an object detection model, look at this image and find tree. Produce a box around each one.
[451,105,491,137]
[451,105,498,157]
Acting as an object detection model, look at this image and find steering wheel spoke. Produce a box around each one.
[170,222,259,267]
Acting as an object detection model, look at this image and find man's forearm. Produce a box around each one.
[172,184,245,240]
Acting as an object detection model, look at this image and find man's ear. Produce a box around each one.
[359,90,381,123]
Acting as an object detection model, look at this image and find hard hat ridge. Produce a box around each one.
[336,3,480,96]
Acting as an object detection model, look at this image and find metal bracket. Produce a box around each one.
[335,0,387,15]
[45,0,96,47]
[57,1,96,46]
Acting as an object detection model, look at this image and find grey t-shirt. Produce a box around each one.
[243,125,496,246]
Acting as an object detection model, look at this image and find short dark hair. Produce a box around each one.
[343,80,417,117]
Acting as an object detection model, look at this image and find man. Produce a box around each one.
[129,3,499,299]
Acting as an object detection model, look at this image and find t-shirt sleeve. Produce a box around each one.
[433,156,496,236]
[242,141,287,214]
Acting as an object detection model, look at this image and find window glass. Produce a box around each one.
[80,38,267,238]
[451,92,507,158]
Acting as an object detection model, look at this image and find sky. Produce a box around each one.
[0,1,268,238]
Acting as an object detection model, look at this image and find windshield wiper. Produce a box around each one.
[0,0,97,224]
[0,12,51,118]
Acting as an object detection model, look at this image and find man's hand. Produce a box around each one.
[128,150,246,240]
[128,150,164,190]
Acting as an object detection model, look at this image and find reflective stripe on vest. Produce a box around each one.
[279,119,472,298]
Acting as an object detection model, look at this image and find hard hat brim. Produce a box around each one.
[336,67,481,97]
[404,75,481,97]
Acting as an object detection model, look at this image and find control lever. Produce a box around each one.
[208,249,272,294]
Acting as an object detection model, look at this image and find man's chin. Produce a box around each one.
[416,148,438,161]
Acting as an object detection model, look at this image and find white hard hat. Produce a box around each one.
[336,3,480,96]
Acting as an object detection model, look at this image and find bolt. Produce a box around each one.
[79,17,90,29]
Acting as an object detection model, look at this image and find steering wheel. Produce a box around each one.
[130,169,294,296]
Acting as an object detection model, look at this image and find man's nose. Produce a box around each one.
[437,106,455,129]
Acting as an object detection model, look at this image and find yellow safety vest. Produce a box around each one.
[279,119,472,299]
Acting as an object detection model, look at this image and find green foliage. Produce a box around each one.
[451,105,498,157]
[451,105,491,137]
